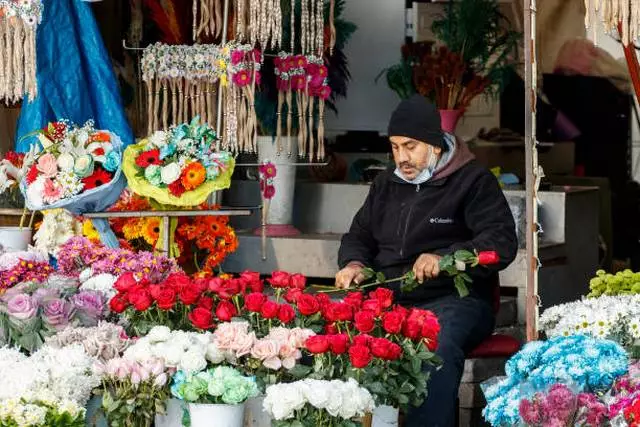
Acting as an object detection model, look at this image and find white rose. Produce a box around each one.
[304,381,331,410]
[264,383,306,420]
[178,350,207,374]
[123,341,152,362]
[160,163,181,185]
[205,343,225,365]
[146,326,171,343]
[57,153,75,172]
[324,381,345,417]
[158,343,183,367]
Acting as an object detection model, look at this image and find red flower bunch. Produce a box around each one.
[299,287,442,411]
[625,398,640,427]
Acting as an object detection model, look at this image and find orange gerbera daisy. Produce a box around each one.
[217,230,239,253]
[181,162,206,190]
[177,223,200,240]
[204,251,226,271]
[142,217,161,245]
[196,216,228,237]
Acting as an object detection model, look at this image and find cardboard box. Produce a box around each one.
[470,140,575,177]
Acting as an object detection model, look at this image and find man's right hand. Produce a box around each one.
[335,262,366,290]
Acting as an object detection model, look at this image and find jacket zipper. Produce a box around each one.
[400,184,420,257]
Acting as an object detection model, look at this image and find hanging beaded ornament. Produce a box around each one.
[0,0,42,103]
[247,0,282,49]
[192,0,224,41]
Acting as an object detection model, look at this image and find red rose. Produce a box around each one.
[244,292,266,313]
[421,316,440,342]
[329,333,349,355]
[109,294,128,313]
[370,337,393,360]
[148,284,162,300]
[129,289,152,311]
[269,271,291,288]
[179,287,202,306]
[277,304,296,324]
[189,307,214,330]
[387,342,403,360]
[382,311,405,334]
[208,277,225,293]
[349,344,372,368]
[290,273,307,290]
[324,323,338,335]
[343,292,363,310]
[315,293,331,309]
[425,338,438,352]
[240,271,264,293]
[156,287,177,310]
[323,302,353,323]
[306,335,330,354]
[369,288,394,309]
[114,273,137,293]
[354,310,376,333]
[164,273,192,292]
[296,294,320,316]
[215,301,237,322]
[219,279,242,300]
[361,298,383,316]
[403,319,422,341]
[393,305,409,319]
[477,251,500,265]
[284,288,303,304]
[260,300,279,319]
[198,296,214,311]
[352,334,372,348]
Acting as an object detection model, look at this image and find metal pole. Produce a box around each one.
[524,0,540,342]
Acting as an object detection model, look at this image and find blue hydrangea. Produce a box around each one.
[482,335,629,426]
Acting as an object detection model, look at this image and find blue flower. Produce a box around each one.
[103,150,121,172]
[160,142,176,160]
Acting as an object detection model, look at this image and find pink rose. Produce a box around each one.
[36,153,58,178]
[251,338,281,361]
[267,326,291,344]
[288,327,316,348]
[278,342,301,369]
[232,331,256,357]
[213,322,250,350]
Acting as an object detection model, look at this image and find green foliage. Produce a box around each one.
[588,269,640,297]
[431,0,521,96]
[375,59,416,100]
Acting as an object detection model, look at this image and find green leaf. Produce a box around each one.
[460,272,473,283]
[454,250,475,261]
[367,382,388,395]
[399,382,415,394]
[397,393,410,405]
[411,358,422,375]
[288,364,313,378]
[454,276,470,297]
[439,255,455,270]
[361,268,376,281]
[376,272,386,283]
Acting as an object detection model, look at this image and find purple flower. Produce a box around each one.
[6,294,38,320]
[42,298,74,329]
[71,291,105,326]
[32,288,61,302]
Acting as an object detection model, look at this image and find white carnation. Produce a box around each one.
[146,326,172,343]
[160,163,181,185]
[57,153,75,172]
[205,343,225,364]
[178,350,207,374]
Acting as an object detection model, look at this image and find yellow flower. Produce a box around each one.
[82,220,100,242]
[218,59,227,71]
[220,74,228,87]
[123,220,144,241]
[141,217,161,246]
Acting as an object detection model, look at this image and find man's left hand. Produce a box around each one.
[413,253,442,283]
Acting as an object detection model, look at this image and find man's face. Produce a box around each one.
[390,136,441,181]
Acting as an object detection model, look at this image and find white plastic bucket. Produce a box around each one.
[0,227,31,252]
[154,399,183,427]
[188,402,245,427]
[372,405,399,427]
[244,396,271,427]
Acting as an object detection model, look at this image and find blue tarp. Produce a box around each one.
[15,0,133,152]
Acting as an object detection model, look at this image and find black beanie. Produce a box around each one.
[387,94,447,151]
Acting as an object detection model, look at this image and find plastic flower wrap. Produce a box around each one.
[171,365,259,405]
[482,335,629,426]
[20,120,127,248]
[263,378,375,425]
[540,295,640,352]
[122,117,235,206]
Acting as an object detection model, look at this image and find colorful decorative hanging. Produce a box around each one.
[140,43,224,135]
[234,0,281,49]
[585,0,640,45]
[192,0,224,41]
[0,0,43,103]
[221,43,262,154]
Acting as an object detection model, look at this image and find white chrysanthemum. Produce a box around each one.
[149,130,169,148]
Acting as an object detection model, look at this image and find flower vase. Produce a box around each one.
[188,403,246,427]
[244,396,271,427]
[154,399,184,427]
[85,395,108,427]
[439,109,463,134]
[253,136,300,237]
[0,227,31,252]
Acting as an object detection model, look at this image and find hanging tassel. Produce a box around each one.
[214,0,222,38]
[177,78,184,125]
[308,96,315,160]
[26,26,36,101]
[192,0,198,41]
[0,19,5,102]
[287,90,293,156]
[146,78,154,134]
[12,21,24,103]
[318,98,325,160]
[276,91,284,154]
[162,80,169,130]
[330,0,336,54]
[170,79,178,126]
[4,22,13,103]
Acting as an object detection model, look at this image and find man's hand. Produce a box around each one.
[335,262,366,290]
[413,254,442,283]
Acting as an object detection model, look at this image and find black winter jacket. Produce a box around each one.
[338,141,518,305]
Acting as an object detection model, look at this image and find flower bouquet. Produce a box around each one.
[171,366,259,427]
[97,356,171,427]
[482,335,629,426]
[263,378,376,427]
[0,282,110,353]
[0,398,86,427]
[122,118,235,206]
[20,120,126,247]
[0,151,29,208]
[608,363,640,426]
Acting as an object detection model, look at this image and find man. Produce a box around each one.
[335,95,517,427]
